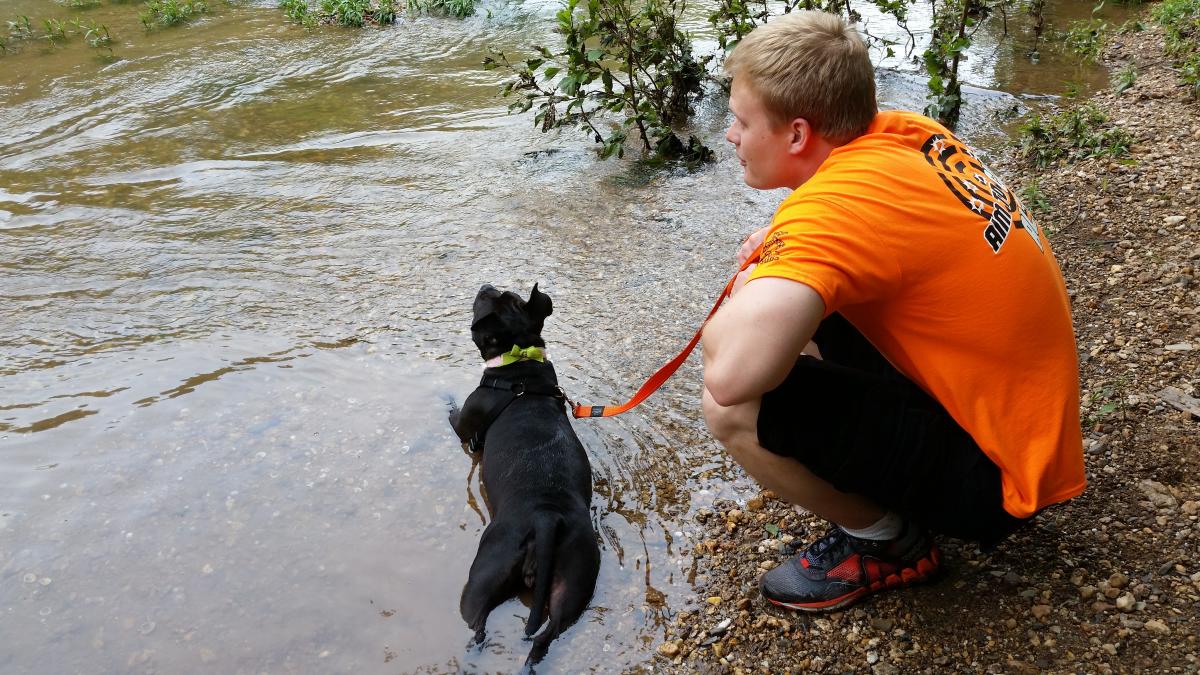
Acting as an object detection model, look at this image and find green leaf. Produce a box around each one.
[543,66,560,79]
[764,523,780,538]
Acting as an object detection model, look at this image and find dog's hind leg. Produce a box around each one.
[460,521,526,644]
[525,527,600,666]
[522,512,562,640]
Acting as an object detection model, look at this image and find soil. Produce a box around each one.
[654,21,1200,674]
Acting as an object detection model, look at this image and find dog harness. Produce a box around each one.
[466,371,567,454]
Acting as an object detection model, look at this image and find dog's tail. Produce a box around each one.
[523,511,561,640]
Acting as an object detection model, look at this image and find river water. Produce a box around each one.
[1,0,1111,672]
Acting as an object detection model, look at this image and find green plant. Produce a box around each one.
[486,0,713,163]
[8,15,34,39]
[43,18,68,43]
[1058,18,1107,62]
[62,0,104,8]
[320,0,368,25]
[1113,64,1136,94]
[280,0,315,25]
[923,0,974,129]
[1017,104,1132,168]
[409,0,473,17]
[140,0,208,27]
[376,0,397,22]
[70,17,113,52]
[1019,179,1051,212]
[1152,0,1200,97]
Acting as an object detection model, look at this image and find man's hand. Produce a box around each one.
[738,225,771,268]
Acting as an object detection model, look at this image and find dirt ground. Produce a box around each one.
[656,21,1200,675]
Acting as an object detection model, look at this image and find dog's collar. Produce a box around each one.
[483,345,545,368]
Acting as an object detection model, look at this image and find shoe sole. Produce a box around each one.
[765,546,942,613]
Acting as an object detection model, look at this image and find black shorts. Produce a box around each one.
[757,313,1027,547]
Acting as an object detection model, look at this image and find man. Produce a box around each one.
[700,10,1086,612]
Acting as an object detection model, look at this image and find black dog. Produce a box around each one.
[449,283,600,666]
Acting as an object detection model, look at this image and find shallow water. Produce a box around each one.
[1,0,1115,671]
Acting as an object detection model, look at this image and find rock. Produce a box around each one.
[1031,605,1052,619]
[867,650,880,664]
[709,618,733,636]
[1116,593,1136,612]
[1108,572,1130,589]
[1144,619,1171,635]
[657,641,681,658]
[746,497,764,512]
[1080,585,1098,600]
[1138,480,1178,509]
[1163,215,1187,226]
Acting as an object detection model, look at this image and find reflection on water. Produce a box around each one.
[1,0,1110,671]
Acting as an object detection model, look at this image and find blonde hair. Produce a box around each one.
[724,11,877,144]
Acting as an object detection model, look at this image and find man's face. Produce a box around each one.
[725,78,799,191]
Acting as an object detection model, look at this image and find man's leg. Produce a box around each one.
[701,368,941,613]
[701,386,884,529]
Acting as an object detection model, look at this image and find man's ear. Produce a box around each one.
[526,283,553,320]
[788,117,813,156]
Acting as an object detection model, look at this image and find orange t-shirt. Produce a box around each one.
[748,111,1085,518]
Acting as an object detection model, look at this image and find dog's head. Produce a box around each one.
[470,283,554,360]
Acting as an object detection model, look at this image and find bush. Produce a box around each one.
[486,0,712,163]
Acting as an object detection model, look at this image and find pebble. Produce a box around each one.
[1031,605,1052,619]
[1164,215,1187,226]
[1144,619,1171,635]
[1116,593,1136,612]
[710,618,733,636]
[657,642,680,658]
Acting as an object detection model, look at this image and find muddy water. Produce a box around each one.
[1,1,1110,672]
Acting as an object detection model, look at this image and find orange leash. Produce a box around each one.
[571,269,742,419]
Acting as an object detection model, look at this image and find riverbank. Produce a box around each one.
[657,19,1199,674]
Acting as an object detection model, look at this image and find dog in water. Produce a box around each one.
[449,283,600,666]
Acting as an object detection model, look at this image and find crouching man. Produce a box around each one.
[701,10,1085,612]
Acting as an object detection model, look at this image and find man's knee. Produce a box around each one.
[702,387,759,451]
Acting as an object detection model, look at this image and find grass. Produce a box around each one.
[140,0,207,28]
[1017,104,1133,168]
[1113,64,1137,94]
[1152,0,1200,97]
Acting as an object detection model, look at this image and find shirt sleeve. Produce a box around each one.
[747,195,902,315]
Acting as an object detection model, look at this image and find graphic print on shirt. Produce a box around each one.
[921,133,1043,255]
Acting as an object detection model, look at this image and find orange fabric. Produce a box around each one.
[747,111,1085,518]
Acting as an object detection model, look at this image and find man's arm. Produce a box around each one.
[702,276,826,407]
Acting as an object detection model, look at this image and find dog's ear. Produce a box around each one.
[526,283,553,320]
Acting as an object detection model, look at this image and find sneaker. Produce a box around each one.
[760,523,940,612]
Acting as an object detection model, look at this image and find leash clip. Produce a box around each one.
[511,382,526,397]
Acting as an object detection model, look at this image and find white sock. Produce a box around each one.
[840,511,904,541]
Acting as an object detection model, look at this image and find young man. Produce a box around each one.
[701,10,1086,612]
